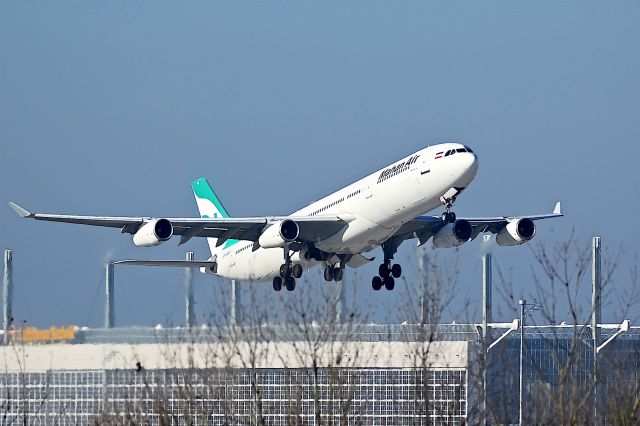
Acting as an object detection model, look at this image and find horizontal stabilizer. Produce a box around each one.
[112,259,217,269]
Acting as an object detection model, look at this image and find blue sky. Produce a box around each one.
[1,2,639,328]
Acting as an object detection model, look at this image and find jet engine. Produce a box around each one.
[496,218,536,246]
[433,219,473,248]
[132,219,173,247]
[258,219,299,249]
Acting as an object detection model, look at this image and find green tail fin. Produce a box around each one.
[191,177,230,219]
[191,178,239,254]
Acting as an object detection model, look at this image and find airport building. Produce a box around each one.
[1,324,474,425]
[2,323,639,425]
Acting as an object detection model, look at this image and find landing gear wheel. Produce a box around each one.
[441,211,457,223]
[391,263,402,278]
[334,268,344,282]
[272,277,283,291]
[292,264,303,279]
[280,264,288,278]
[383,276,395,291]
[372,276,382,291]
[324,267,335,282]
[285,276,296,291]
[378,263,390,278]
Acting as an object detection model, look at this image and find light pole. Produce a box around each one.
[519,299,525,426]
[482,235,493,426]
[519,299,538,426]
[3,250,13,345]
[592,236,601,424]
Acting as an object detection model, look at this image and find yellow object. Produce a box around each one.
[19,326,76,342]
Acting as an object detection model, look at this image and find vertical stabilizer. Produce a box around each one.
[191,177,231,256]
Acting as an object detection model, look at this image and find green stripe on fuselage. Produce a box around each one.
[224,239,240,249]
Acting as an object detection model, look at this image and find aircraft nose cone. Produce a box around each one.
[468,153,479,175]
[459,153,479,184]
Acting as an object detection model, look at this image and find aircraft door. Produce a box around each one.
[364,184,374,202]
[415,155,432,199]
[417,155,430,175]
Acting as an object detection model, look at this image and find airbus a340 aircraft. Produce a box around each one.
[10,143,562,292]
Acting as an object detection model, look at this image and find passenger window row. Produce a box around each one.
[347,189,361,199]
[310,197,346,216]
[235,244,252,254]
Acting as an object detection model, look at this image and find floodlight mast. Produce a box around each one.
[185,251,195,328]
[592,236,602,424]
[105,262,114,329]
[519,299,525,426]
[518,299,538,426]
[482,236,493,426]
[3,250,13,345]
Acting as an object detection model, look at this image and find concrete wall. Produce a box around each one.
[1,340,468,372]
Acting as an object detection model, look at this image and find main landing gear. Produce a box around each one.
[272,246,303,292]
[372,238,403,291]
[323,254,350,283]
[323,264,344,282]
[371,260,402,291]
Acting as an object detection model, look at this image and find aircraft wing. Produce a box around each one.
[8,202,348,246]
[393,202,563,246]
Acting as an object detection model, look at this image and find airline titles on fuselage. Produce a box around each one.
[377,155,420,184]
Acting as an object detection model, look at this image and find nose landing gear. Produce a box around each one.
[441,197,457,223]
[440,188,464,223]
[442,210,456,223]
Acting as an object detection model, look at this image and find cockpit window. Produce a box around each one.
[456,148,466,153]
[444,150,451,157]
[464,145,474,153]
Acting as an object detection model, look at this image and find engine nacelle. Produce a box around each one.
[132,219,173,247]
[433,219,473,248]
[258,219,299,249]
[496,218,536,246]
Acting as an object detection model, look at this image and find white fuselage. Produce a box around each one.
[213,143,478,281]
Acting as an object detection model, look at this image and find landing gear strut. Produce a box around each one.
[440,191,460,223]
